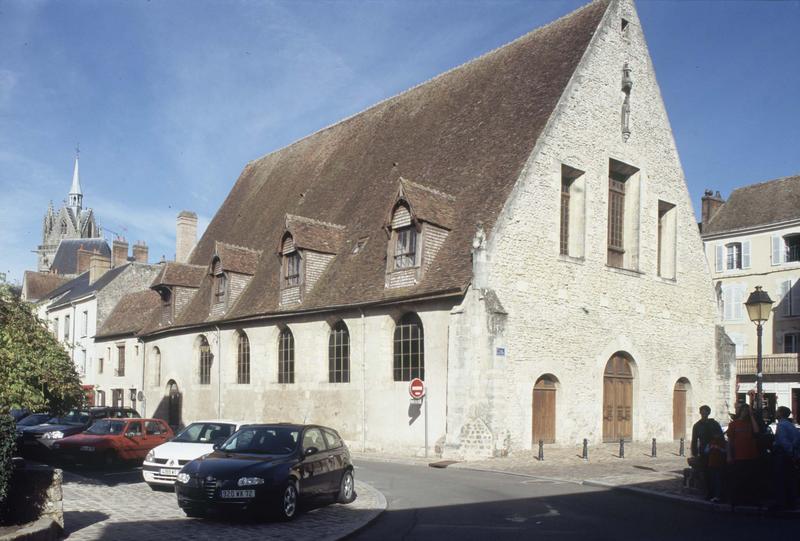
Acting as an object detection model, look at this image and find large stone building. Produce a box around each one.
[136,0,731,457]
[701,175,800,419]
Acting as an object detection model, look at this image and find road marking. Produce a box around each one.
[533,504,560,518]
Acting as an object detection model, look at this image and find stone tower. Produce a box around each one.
[37,150,102,271]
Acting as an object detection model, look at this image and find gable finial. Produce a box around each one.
[621,63,633,141]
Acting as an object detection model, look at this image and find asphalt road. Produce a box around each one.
[351,459,795,541]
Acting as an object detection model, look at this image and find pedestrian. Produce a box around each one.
[690,405,723,500]
[726,403,760,509]
[771,406,799,510]
[706,433,726,502]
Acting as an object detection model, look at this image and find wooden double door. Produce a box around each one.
[532,377,557,444]
[603,355,633,442]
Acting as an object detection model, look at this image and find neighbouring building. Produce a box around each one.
[701,175,800,419]
[138,0,731,458]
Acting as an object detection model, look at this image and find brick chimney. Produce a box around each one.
[112,237,129,268]
[76,244,92,274]
[89,251,112,284]
[132,241,148,264]
[701,190,725,231]
[176,211,198,263]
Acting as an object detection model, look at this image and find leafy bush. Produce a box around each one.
[0,414,16,519]
[0,285,84,414]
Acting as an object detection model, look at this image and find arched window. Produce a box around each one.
[278,328,294,384]
[199,336,213,385]
[329,321,350,383]
[153,347,161,386]
[393,313,424,381]
[390,204,417,270]
[237,331,250,384]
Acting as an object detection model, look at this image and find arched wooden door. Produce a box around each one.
[673,379,689,440]
[603,354,633,442]
[532,376,557,444]
[167,380,182,429]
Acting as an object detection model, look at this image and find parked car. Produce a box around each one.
[174,423,355,520]
[52,418,173,466]
[18,407,140,457]
[16,413,51,430]
[11,409,31,422]
[143,420,254,488]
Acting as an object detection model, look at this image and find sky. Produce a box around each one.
[0,0,798,284]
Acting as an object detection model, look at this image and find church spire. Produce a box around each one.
[68,144,83,210]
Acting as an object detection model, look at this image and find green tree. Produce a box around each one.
[0,285,84,415]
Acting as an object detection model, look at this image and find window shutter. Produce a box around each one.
[772,235,784,265]
[723,286,732,321]
[780,280,792,317]
[715,244,723,272]
[742,240,751,269]
[791,280,800,317]
[733,286,744,320]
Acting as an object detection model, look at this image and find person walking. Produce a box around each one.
[690,405,723,500]
[726,403,760,509]
[771,406,799,510]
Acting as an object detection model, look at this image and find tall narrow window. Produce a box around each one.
[98,357,103,374]
[153,347,161,386]
[285,252,301,286]
[657,201,676,279]
[395,227,417,269]
[278,328,295,384]
[607,159,640,269]
[82,311,88,336]
[329,321,350,383]
[60,220,68,235]
[560,178,571,255]
[64,315,70,341]
[117,345,126,377]
[237,331,250,384]
[214,273,227,305]
[199,336,212,385]
[393,313,424,382]
[559,164,585,258]
[785,234,800,263]
[726,243,742,270]
[607,174,626,267]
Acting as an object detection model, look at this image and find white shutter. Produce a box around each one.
[733,286,745,320]
[772,235,784,265]
[791,280,800,317]
[715,244,723,272]
[742,240,751,269]
[723,286,732,321]
[780,280,792,317]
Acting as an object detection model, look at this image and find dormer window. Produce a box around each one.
[285,252,301,286]
[395,227,417,269]
[214,272,227,304]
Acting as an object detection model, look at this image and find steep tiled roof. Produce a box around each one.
[22,272,70,302]
[154,0,610,331]
[150,262,206,288]
[48,264,129,310]
[704,175,800,235]
[214,242,261,275]
[50,238,110,275]
[96,289,161,338]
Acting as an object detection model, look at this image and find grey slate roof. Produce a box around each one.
[704,175,800,235]
[50,238,111,275]
[47,264,129,309]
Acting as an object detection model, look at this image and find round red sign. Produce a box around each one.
[409,377,425,398]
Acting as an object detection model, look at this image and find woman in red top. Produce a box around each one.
[726,403,760,508]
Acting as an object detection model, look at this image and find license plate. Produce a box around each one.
[221,489,255,498]
[159,468,180,476]
[80,446,95,452]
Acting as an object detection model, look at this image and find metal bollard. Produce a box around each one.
[582,438,589,461]
[679,438,685,457]
[651,438,657,458]
[619,438,625,459]
[538,439,544,461]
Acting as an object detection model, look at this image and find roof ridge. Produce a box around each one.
[214,240,262,253]
[285,213,346,230]
[729,173,800,195]
[247,0,609,169]
[400,177,456,201]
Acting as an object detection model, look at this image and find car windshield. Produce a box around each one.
[173,422,236,444]
[219,426,299,455]
[84,420,127,435]
[47,412,90,425]
[17,414,51,427]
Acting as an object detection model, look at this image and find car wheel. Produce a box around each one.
[337,470,356,504]
[183,507,206,518]
[276,481,298,521]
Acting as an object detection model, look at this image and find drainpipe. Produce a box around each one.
[138,337,146,416]
[215,325,222,418]
[359,308,366,452]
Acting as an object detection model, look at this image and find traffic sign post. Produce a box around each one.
[408,378,428,457]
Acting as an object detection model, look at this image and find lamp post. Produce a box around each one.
[744,286,774,415]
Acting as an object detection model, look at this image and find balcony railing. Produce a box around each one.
[737,353,800,375]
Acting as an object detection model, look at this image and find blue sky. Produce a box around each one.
[1,0,798,283]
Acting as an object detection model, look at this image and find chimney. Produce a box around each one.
[133,241,148,264]
[701,190,725,231]
[89,251,112,284]
[176,211,198,263]
[112,237,129,268]
[76,244,92,274]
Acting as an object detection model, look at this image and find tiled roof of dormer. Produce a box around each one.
[151,262,206,288]
[282,215,346,255]
[214,241,261,275]
[703,175,800,235]
[393,178,456,230]
[147,0,610,332]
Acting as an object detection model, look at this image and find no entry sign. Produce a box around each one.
[409,378,425,399]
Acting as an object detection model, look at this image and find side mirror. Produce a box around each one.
[125,432,137,438]
[304,446,319,456]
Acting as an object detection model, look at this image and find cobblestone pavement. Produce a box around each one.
[62,472,385,541]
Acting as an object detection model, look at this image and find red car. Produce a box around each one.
[53,418,173,466]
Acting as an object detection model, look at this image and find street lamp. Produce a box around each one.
[744,286,774,415]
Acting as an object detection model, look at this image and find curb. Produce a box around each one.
[337,481,387,541]
[0,517,62,541]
